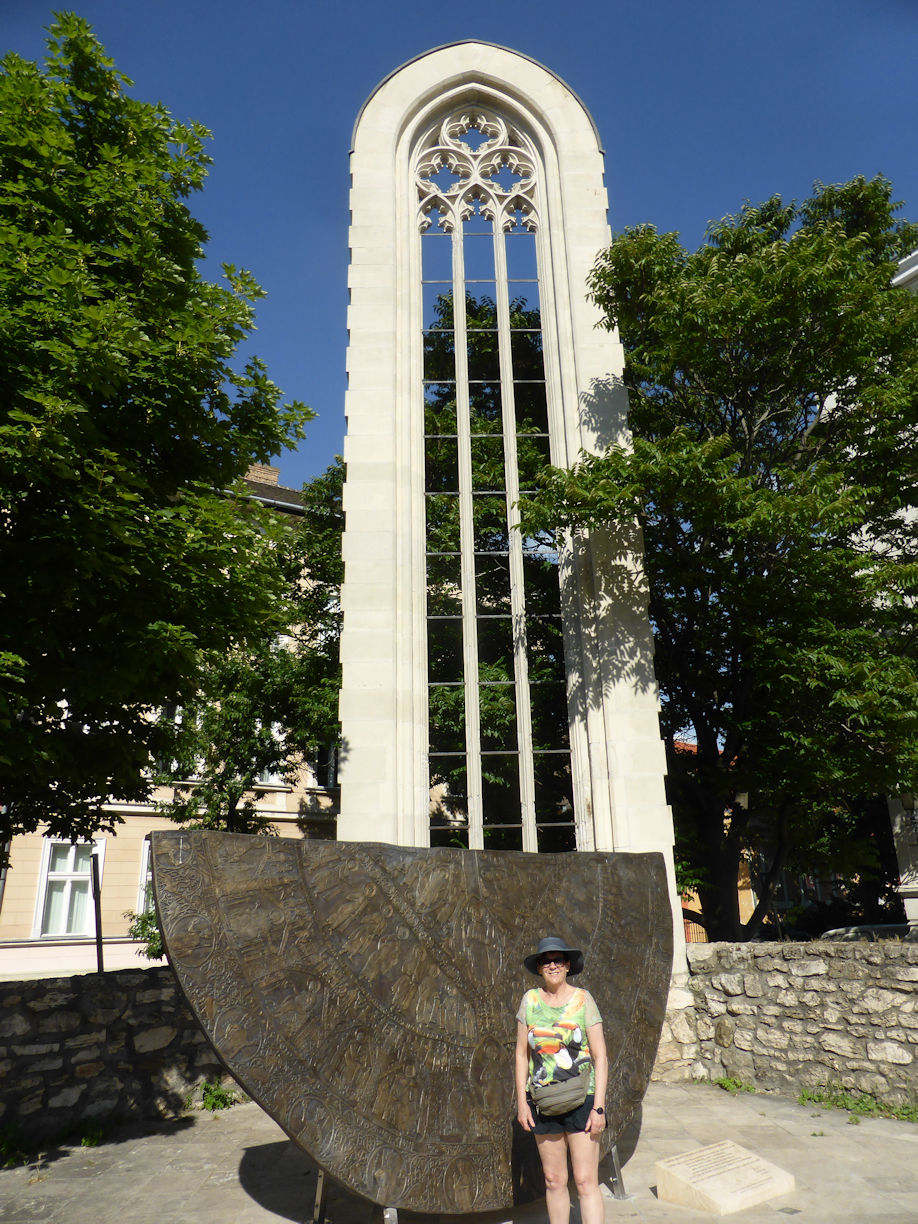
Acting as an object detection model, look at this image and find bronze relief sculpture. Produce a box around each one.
[152,831,671,1213]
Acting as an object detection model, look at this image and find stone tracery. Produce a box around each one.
[416,109,539,233]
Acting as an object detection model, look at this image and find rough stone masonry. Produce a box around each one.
[654,940,918,1103]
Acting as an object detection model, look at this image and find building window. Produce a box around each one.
[418,110,574,853]
[34,839,105,938]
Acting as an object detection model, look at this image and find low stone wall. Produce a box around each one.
[654,941,918,1104]
[8,943,918,1144]
[0,966,225,1141]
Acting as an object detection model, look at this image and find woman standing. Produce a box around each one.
[515,936,608,1224]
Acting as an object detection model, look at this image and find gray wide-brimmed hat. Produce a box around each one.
[524,935,584,977]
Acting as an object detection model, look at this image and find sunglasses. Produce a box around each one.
[538,954,569,966]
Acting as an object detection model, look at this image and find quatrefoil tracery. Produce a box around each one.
[416,109,539,234]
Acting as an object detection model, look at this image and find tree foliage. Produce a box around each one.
[522,176,918,938]
[0,15,311,848]
[153,460,344,834]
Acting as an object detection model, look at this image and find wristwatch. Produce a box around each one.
[593,1106,604,1114]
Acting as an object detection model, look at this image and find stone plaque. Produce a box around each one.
[656,1140,795,1216]
[152,832,672,1213]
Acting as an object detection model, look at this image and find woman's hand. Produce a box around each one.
[517,1101,536,1131]
[584,1106,606,1135]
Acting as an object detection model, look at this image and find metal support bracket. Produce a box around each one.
[608,1142,633,1201]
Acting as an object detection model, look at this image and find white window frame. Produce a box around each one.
[32,837,106,939]
[137,837,154,914]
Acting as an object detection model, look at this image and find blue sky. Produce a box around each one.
[4,0,917,489]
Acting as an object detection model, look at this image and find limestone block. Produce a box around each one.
[732,1029,754,1051]
[667,985,695,1010]
[0,1013,29,1040]
[866,1040,912,1064]
[754,1026,789,1050]
[788,959,828,977]
[743,974,764,998]
[133,1026,177,1054]
[697,1016,715,1041]
[656,1139,795,1216]
[48,1084,85,1109]
[670,1011,697,1044]
[714,1017,734,1048]
[715,974,745,996]
[726,1000,757,1015]
[821,1032,856,1057]
[860,988,904,1014]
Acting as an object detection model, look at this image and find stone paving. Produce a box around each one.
[3,1082,918,1223]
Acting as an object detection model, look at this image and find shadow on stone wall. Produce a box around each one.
[0,965,224,1143]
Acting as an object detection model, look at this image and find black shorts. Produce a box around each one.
[530,1092,596,1134]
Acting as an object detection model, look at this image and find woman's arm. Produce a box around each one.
[585,1021,607,1134]
[515,1019,535,1131]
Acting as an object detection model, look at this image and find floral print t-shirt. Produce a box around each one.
[516,987,602,1092]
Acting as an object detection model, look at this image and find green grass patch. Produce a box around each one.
[713,1076,755,1095]
[201,1078,237,1112]
[799,1084,918,1124]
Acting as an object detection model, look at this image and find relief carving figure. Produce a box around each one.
[152,832,672,1213]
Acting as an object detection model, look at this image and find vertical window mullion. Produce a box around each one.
[494,216,537,852]
[452,222,483,850]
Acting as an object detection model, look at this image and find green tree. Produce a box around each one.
[522,176,918,939]
[153,459,344,833]
[0,15,311,850]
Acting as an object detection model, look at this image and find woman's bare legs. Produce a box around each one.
[535,1133,571,1224]
[567,1129,604,1224]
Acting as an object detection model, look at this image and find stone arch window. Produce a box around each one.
[339,45,676,953]
[416,109,573,853]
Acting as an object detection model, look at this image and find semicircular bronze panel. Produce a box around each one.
[152,832,672,1213]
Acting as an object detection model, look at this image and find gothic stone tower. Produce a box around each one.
[337,42,681,955]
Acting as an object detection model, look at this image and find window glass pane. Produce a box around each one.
[465,293,498,329]
[526,616,565,681]
[72,845,93,873]
[469,383,502,434]
[424,384,456,435]
[475,553,511,614]
[510,331,544,380]
[424,330,455,381]
[484,825,524,851]
[506,232,538,281]
[508,283,540,315]
[422,232,452,281]
[472,495,509,552]
[431,826,469,849]
[516,434,551,490]
[537,824,576,853]
[424,284,454,329]
[534,755,574,823]
[49,844,71,873]
[426,493,461,553]
[42,880,67,934]
[481,753,521,826]
[430,757,468,830]
[467,332,499,381]
[426,437,459,493]
[478,616,514,672]
[530,682,570,750]
[68,879,90,933]
[479,683,517,749]
[428,618,463,683]
[470,435,506,492]
[463,238,494,282]
[515,382,548,435]
[429,686,465,753]
[427,552,462,616]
